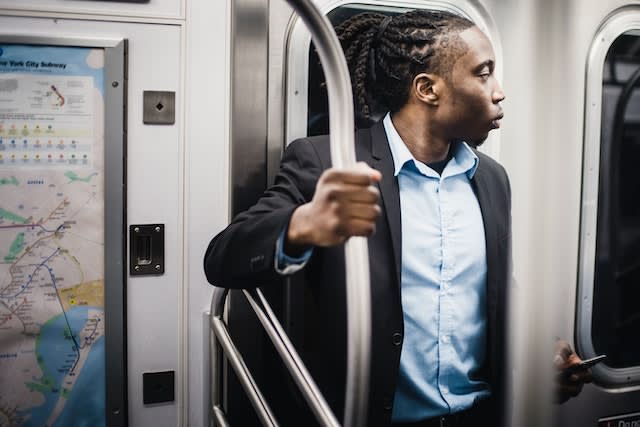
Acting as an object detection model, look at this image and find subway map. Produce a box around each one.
[0,45,106,427]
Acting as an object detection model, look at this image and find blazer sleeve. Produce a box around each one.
[203,138,325,288]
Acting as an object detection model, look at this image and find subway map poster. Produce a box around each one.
[0,44,106,427]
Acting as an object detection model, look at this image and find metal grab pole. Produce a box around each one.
[283,1,372,426]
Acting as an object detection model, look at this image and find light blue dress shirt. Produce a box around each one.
[275,226,313,274]
[383,114,490,422]
[276,115,490,421]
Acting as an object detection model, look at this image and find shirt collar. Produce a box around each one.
[382,113,479,179]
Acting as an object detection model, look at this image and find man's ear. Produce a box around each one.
[414,73,440,106]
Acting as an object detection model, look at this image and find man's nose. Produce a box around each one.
[493,82,505,103]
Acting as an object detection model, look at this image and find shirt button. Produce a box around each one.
[441,335,450,344]
[392,332,403,346]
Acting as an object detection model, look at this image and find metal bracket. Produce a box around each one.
[143,91,175,124]
[129,224,164,275]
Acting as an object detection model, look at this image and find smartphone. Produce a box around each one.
[563,354,607,375]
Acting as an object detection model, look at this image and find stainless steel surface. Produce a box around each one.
[283,1,370,425]
[230,0,269,215]
[243,289,340,427]
[211,290,228,326]
[578,6,640,389]
[143,90,176,125]
[210,288,228,425]
[103,38,128,427]
[211,315,279,426]
[0,34,124,47]
[213,406,231,427]
[266,1,294,186]
[210,330,218,427]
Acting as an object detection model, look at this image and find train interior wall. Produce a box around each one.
[1,0,640,425]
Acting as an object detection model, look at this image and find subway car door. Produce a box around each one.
[0,2,186,426]
[553,3,640,426]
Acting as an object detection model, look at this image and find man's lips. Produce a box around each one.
[491,113,504,128]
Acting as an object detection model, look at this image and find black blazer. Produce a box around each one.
[204,120,512,426]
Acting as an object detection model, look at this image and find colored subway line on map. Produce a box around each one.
[1,248,60,299]
[79,318,100,351]
[0,222,65,233]
[47,264,84,371]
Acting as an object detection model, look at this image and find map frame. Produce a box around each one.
[0,35,127,427]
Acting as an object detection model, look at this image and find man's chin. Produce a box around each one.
[467,135,488,148]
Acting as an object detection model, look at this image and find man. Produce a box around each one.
[204,10,588,426]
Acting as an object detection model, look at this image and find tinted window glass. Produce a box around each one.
[593,32,640,368]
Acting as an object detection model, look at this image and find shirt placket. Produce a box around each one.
[437,176,453,408]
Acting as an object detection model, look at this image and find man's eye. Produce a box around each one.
[479,73,490,80]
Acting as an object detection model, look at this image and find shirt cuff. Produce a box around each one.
[274,227,313,275]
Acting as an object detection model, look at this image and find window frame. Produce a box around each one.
[578,6,640,389]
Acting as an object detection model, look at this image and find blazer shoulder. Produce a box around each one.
[287,127,374,168]
[475,150,509,183]
[474,149,511,203]
[286,134,331,169]
[474,150,507,175]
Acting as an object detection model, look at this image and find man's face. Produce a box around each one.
[436,26,505,145]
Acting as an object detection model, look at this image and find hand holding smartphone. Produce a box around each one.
[562,354,607,376]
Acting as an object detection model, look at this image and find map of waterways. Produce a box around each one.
[0,170,105,427]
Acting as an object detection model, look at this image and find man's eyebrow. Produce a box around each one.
[473,59,494,73]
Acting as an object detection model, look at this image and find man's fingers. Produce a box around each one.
[345,186,380,204]
[323,165,381,185]
[354,161,382,182]
[323,182,379,204]
[310,164,382,245]
[341,202,381,221]
[571,369,593,384]
[555,340,574,362]
[341,218,377,237]
[323,169,371,185]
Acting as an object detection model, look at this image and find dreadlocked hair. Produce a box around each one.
[334,10,474,119]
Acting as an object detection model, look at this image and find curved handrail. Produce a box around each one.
[210,290,279,426]
[284,1,371,426]
[210,0,371,425]
[245,289,340,426]
[210,285,338,427]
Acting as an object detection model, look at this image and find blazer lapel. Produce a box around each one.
[367,121,402,288]
[471,165,498,285]
[470,162,499,378]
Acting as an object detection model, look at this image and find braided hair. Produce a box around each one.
[334,10,474,119]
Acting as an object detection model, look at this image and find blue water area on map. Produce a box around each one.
[19,307,105,427]
[53,336,105,427]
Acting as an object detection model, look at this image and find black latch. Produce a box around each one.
[130,224,164,275]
